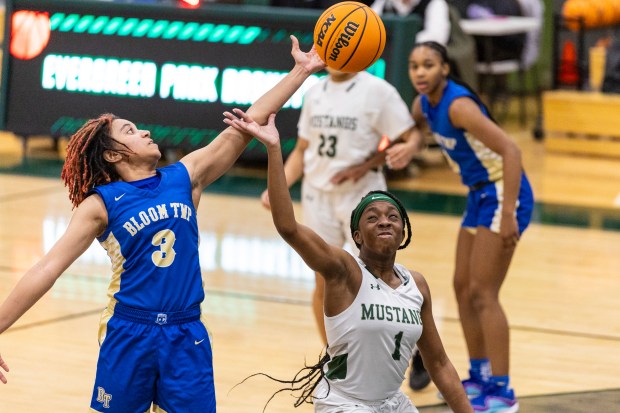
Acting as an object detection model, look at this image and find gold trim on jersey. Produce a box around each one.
[100,231,125,301]
[464,131,503,182]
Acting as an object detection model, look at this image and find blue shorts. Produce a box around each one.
[462,174,534,234]
[89,303,215,413]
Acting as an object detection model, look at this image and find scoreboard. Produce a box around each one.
[1,0,420,162]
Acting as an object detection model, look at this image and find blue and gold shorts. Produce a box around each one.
[89,303,214,413]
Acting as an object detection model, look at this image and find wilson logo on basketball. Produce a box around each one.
[313,1,386,72]
[328,21,360,62]
[316,14,336,47]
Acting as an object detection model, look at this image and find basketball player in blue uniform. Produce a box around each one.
[223,107,473,413]
[0,36,325,412]
[408,41,534,413]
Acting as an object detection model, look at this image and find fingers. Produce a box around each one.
[223,109,252,132]
[502,233,519,249]
[0,355,9,384]
[290,35,300,52]
[266,113,277,126]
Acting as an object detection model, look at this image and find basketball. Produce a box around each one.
[10,10,51,60]
[313,1,386,73]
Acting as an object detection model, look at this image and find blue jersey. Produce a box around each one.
[420,80,503,187]
[92,162,203,312]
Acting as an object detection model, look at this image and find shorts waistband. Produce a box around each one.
[113,302,201,325]
[468,180,495,191]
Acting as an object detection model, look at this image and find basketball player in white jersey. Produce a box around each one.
[260,67,420,346]
[224,108,472,413]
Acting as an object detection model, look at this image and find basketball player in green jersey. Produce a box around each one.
[224,108,473,413]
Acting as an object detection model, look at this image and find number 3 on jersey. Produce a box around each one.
[318,134,338,157]
[151,229,177,267]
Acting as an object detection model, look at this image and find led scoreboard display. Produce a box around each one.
[1,0,420,162]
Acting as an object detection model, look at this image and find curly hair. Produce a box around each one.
[61,113,132,208]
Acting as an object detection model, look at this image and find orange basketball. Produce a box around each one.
[10,10,51,60]
[314,1,386,73]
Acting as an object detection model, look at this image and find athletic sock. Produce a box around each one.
[469,358,491,381]
[490,374,510,391]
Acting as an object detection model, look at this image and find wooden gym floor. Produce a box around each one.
[0,110,619,412]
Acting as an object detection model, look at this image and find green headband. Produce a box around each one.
[351,193,405,232]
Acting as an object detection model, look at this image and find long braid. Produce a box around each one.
[232,349,331,412]
[61,113,131,208]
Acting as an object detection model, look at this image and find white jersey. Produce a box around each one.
[298,71,414,193]
[322,256,424,401]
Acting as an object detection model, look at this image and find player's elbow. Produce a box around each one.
[276,224,298,242]
[502,141,522,164]
[275,222,302,246]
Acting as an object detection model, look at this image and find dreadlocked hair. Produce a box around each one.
[61,113,131,208]
[231,348,331,412]
[412,41,498,124]
[350,190,412,250]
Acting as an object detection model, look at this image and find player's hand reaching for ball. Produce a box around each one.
[0,353,9,384]
[290,35,326,74]
[224,109,280,149]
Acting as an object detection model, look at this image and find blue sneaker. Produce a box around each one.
[462,374,485,399]
[437,370,485,401]
[471,383,519,413]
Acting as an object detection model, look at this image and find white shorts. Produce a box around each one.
[313,381,418,413]
[301,170,386,251]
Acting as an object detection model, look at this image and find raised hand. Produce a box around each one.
[224,109,280,148]
[289,35,326,75]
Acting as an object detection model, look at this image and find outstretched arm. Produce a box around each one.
[260,137,308,210]
[223,109,353,281]
[182,36,326,204]
[0,195,106,383]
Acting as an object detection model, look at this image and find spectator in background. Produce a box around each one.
[459,0,526,63]
[370,0,451,46]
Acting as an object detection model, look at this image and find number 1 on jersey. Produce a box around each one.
[392,331,403,360]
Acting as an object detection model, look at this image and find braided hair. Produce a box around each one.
[411,41,497,124]
[61,113,132,208]
[349,190,413,250]
[233,349,331,412]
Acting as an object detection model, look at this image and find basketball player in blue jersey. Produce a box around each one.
[408,41,534,413]
[223,108,473,413]
[0,36,325,413]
